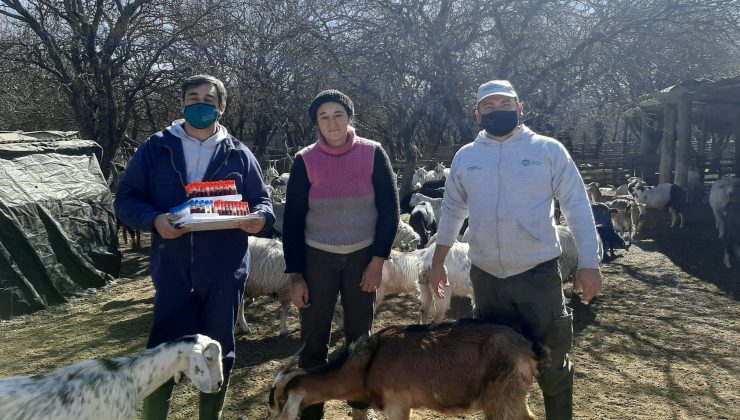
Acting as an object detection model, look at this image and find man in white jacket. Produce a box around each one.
[427,80,602,420]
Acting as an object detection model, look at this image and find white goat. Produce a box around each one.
[432,162,450,181]
[418,242,474,324]
[331,249,425,333]
[409,192,443,224]
[556,225,604,283]
[411,167,428,188]
[263,166,280,185]
[0,335,223,420]
[616,177,643,196]
[392,220,421,251]
[237,237,292,336]
[631,182,687,229]
[270,320,548,420]
[709,177,740,239]
[378,249,426,307]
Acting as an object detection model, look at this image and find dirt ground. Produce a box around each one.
[1,203,738,419]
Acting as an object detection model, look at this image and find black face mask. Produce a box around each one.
[480,110,519,137]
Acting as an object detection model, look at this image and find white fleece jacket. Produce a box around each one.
[167,120,229,183]
[436,126,600,278]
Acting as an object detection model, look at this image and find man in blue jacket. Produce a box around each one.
[115,74,274,419]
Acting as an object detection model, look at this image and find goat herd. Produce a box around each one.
[2,162,739,420]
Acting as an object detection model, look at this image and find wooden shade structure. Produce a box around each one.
[627,75,740,186]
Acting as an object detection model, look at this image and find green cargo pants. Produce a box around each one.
[470,259,574,419]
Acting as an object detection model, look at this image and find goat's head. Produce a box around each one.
[409,193,423,207]
[628,178,645,196]
[264,166,280,183]
[631,184,652,203]
[269,346,307,419]
[726,178,740,204]
[174,334,224,394]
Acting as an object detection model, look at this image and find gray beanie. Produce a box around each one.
[308,89,354,123]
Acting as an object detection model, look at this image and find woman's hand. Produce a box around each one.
[289,273,311,308]
[360,256,384,293]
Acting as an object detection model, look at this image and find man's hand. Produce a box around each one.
[574,268,603,304]
[427,263,448,299]
[154,213,190,239]
[236,212,267,234]
[359,257,384,293]
[289,273,310,309]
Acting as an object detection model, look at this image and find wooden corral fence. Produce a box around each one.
[574,156,736,187]
[391,136,735,190]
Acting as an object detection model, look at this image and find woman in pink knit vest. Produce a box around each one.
[282,90,399,420]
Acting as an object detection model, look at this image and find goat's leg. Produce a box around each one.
[482,382,535,420]
[432,294,452,324]
[278,298,291,336]
[133,230,141,249]
[418,287,433,324]
[236,296,254,333]
[278,393,304,420]
[668,208,678,228]
[724,239,737,269]
[724,249,732,269]
[121,223,129,245]
[236,301,249,333]
[383,404,411,420]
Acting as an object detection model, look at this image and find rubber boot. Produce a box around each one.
[199,382,229,420]
[299,403,325,420]
[544,388,573,420]
[199,357,233,420]
[142,378,175,420]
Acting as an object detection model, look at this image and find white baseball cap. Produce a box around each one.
[476,80,518,105]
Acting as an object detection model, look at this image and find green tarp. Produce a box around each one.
[0,133,120,319]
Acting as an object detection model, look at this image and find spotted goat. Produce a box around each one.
[0,334,223,420]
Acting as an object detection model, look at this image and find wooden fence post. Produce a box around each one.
[659,104,676,184]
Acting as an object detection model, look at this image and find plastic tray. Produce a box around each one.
[184,194,242,204]
[174,213,260,231]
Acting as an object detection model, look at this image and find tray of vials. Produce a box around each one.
[169,180,256,231]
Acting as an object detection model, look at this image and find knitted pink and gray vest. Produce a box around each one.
[298,133,379,254]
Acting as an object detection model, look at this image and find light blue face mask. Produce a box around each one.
[184,103,220,129]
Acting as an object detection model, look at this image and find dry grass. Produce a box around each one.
[1,204,738,419]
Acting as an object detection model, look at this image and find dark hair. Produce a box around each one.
[181,74,227,108]
[308,89,354,123]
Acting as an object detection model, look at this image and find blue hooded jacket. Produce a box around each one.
[115,128,275,288]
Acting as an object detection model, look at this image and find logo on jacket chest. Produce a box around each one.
[520,159,542,167]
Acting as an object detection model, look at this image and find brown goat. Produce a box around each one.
[269,319,549,420]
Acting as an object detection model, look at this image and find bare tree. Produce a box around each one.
[0,0,233,176]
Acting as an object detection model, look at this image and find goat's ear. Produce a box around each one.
[173,371,183,384]
[203,342,221,362]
